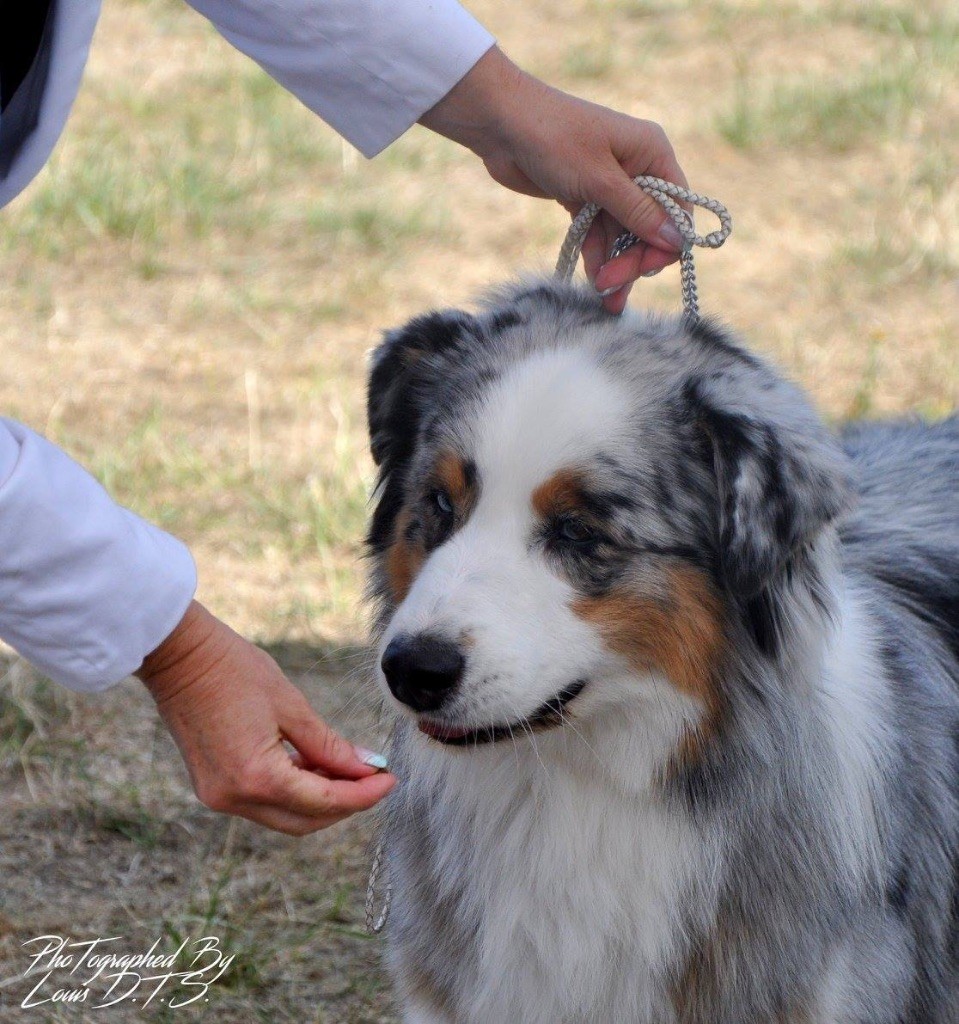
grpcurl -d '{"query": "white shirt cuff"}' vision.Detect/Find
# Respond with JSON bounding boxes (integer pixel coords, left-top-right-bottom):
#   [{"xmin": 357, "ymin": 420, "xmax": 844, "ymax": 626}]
[
  {"xmin": 184, "ymin": 0, "xmax": 496, "ymax": 157},
  {"xmin": 0, "ymin": 419, "xmax": 197, "ymax": 692}
]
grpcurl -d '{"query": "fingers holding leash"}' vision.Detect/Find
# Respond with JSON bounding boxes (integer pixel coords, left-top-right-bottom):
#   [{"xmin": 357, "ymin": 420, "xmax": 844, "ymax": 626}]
[{"xmin": 418, "ymin": 47, "xmax": 692, "ymax": 313}]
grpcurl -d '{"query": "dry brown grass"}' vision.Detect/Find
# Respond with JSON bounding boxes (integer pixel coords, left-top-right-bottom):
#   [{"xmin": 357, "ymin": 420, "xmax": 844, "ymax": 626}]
[{"xmin": 0, "ymin": 0, "xmax": 957, "ymax": 1019}]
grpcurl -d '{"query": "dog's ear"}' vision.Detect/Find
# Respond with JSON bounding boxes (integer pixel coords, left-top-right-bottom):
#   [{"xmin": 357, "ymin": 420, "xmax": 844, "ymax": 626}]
[
  {"xmin": 686, "ymin": 370, "xmax": 852, "ymax": 599},
  {"xmin": 367, "ymin": 309, "xmax": 477, "ymax": 551}
]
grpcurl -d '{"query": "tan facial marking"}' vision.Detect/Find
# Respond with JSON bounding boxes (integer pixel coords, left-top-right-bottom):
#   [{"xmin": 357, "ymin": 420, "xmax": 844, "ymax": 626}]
[
  {"xmin": 385, "ymin": 508, "xmax": 425, "ymax": 604},
  {"xmin": 531, "ymin": 468, "xmax": 587, "ymax": 519},
  {"xmin": 434, "ymin": 451, "xmax": 475, "ymax": 512},
  {"xmin": 572, "ymin": 567, "xmax": 726, "ymax": 764},
  {"xmin": 572, "ymin": 567, "xmax": 724, "ymax": 703},
  {"xmin": 385, "ymin": 452, "xmax": 476, "ymax": 604}
]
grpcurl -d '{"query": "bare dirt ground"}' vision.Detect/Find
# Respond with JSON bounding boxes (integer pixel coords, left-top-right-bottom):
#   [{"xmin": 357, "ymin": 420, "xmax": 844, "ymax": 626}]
[
  {"xmin": 0, "ymin": 646, "xmax": 394, "ymax": 1022},
  {"xmin": 0, "ymin": 0, "xmax": 957, "ymax": 1020}
]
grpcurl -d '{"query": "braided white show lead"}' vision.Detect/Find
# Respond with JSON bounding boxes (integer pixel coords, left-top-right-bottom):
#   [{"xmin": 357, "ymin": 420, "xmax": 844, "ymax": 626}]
[
  {"xmin": 366, "ymin": 838, "xmax": 391, "ymax": 934},
  {"xmin": 555, "ymin": 175, "xmax": 732, "ymax": 322}
]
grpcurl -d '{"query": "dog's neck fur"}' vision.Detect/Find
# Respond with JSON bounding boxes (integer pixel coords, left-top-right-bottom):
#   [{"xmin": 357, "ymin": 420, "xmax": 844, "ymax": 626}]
[
  {"xmin": 385, "ymin": 546, "xmax": 890, "ymax": 1024},
  {"xmin": 389, "ymin": 703, "xmax": 708, "ymax": 1023}
]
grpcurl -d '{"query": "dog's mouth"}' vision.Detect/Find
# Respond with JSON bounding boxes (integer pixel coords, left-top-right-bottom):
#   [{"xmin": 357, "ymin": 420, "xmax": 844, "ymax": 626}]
[{"xmin": 417, "ymin": 679, "xmax": 588, "ymax": 747}]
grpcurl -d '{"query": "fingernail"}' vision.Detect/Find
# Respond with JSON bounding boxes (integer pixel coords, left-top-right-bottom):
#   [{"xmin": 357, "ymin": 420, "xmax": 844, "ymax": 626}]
[
  {"xmin": 598, "ymin": 285, "xmax": 624, "ymax": 298},
  {"xmin": 657, "ymin": 221, "xmax": 685, "ymax": 250},
  {"xmin": 355, "ymin": 747, "xmax": 389, "ymax": 771},
  {"xmin": 641, "ymin": 269, "xmax": 663, "ymax": 278}
]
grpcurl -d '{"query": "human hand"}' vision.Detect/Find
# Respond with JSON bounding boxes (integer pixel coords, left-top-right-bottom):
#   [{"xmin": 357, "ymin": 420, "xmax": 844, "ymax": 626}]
[
  {"xmin": 419, "ymin": 46, "xmax": 689, "ymax": 314},
  {"xmin": 137, "ymin": 601, "xmax": 395, "ymax": 835}
]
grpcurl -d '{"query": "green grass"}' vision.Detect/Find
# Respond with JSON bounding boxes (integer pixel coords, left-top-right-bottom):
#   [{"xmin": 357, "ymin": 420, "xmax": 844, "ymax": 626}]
[
  {"xmin": 584, "ymin": 0, "xmax": 686, "ymax": 18},
  {"xmin": 64, "ymin": 408, "xmax": 371, "ymax": 557},
  {"xmin": 837, "ymin": 235, "xmax": 957, "ymax": 290},
  {"xmin": 3, "ymin": 65, "xmax": 443, "ymax": 269},
  {"xmin": 701, "ymin": 0, "xmax": 958, "ymax": 40},
  {"xmin": 238, "ymin": 70, "xmax": 341, "ymax": 169},
  {"xmin": 88, "ymin": 801, "xmax": 168, "ymax": 850},
  {"xmin": 714, "ymin": 0, "xmax": 958, "ymax": 155},
  {"xmin": 562, "ymin": 40, "xmax": 617, "ymax": 80},
  {"xmin": 718, "ymin": 59, "xmax": 924, "ymax": 152},
  {"xmin": 304, "ymin": 196, "xmax": 444, "ymax": 251},
  {"xmin": 49, "ymin": 402, "xmax": 372, "ymax": 634},
  {"xmin": 0, "ymin": 676, "xmax": 70, "ymax": 771},
  {"xmin": 844, "ymin": 332, "xmax": 883, "ymax": 419},
  {"xmin": 827, "ymin": 1, "xmax": 959, "ymax": 46},
  {"xmin": 251, "ymin": 472, "xmax": 369, "ymax": 558},
  {"xmin": 6, "ymin": 130, "xmax": 247, "ymax": 258},
  {"xmin": 911, "ymin": 146, "xmax": 956, "ymax": 201},
  {"xmin": 162, "ymin": 860, "xmax": 268, "ymax": 995}
]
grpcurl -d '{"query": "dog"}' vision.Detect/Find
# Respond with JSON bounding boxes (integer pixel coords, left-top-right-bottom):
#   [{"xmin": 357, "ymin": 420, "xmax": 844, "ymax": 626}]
[{"xmin": 364, "ymin": 278, "xmax": 959, "ymax": 1024}]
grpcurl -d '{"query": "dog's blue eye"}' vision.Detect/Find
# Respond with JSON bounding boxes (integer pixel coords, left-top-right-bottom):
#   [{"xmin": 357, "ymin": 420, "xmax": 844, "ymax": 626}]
[
  {"xmin": 557, "ymin": 518, "xmax": 596, "ymax": 544},
  {"xmin": 432, "ymin": 490, "xmax": 454, "ymax": 516}
]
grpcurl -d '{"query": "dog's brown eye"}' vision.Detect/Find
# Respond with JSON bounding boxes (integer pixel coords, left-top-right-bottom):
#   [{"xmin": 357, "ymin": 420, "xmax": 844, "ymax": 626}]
[{"xmin": 431, "ymin": 489, "xmax": 454, "ymax": 517}]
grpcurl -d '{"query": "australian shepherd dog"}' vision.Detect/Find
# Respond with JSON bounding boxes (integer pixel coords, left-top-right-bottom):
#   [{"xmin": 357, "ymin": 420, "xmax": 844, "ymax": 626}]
[{"xmin": 364, "ymin": 279, "xmax": 959, "ymax": 1024}]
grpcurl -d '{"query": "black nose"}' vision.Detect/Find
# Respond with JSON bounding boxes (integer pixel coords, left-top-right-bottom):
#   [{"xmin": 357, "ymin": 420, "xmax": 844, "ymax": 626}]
[{"xmin": 381, "ymin": 634, "xmax": 465, "ymax": 713}]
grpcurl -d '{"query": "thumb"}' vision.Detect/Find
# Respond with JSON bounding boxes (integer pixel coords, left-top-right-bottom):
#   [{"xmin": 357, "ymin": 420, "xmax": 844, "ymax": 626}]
[
  {"xmin": 592, "ymin": 165, "xmax": 687, "ymax": 254},
  {"xmin": 281, "ymin": 702, "xmax": 383, "ymax": 780}
]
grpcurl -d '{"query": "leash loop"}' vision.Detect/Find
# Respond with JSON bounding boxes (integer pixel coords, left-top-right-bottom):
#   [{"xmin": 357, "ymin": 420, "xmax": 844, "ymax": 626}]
[{"xmin": 554, "ymin": 175, "xmax": 732, "ymax": 322}]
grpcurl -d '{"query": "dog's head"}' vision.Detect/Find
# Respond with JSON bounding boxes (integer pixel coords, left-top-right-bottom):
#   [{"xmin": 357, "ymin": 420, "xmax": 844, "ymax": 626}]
[{"xmin": 366, "ymin": 281, "xmax": 851, "ymax": 753}]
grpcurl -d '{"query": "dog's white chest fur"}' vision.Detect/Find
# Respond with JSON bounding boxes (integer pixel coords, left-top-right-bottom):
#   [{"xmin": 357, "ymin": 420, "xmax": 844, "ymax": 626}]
[{"xmin": 389, "ymin": 709, "xmax": 707, "ymax": 1024}]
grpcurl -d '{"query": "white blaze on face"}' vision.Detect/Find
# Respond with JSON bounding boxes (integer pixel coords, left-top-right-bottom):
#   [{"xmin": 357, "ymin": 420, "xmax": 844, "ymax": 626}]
[{"xmin": 379, "ymin": 345, "xmax": 637, "ymax": 726}]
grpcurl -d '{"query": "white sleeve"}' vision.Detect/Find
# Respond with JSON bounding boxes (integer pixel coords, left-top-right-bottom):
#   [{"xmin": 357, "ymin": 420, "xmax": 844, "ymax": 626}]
[
  {"xmin": 183, "ymin": 0, "xmax": 495, "ymax": 158},
  {"xmin": 0, "ymin": 0, "xmax": 102, "ymax": 210},
  {"xmin": 0, "ymin": 419, "xmax": 197, "ymax": 692}
]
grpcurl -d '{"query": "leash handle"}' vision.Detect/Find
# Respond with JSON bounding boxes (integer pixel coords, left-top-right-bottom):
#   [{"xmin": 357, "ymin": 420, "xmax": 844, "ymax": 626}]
[{"xmin": 554, "ymin": 175, "xmax": 732, "ymax": 322}]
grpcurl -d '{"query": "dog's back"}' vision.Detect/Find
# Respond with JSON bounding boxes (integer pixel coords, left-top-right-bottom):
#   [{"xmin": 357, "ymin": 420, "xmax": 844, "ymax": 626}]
[
  {"xmin": 833, "ymin": 418, "xmax": 959, "ymax": 1022},
  {"xmin": 842, "ymin": 417, "xmax": 959, "ymax": 668}
]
